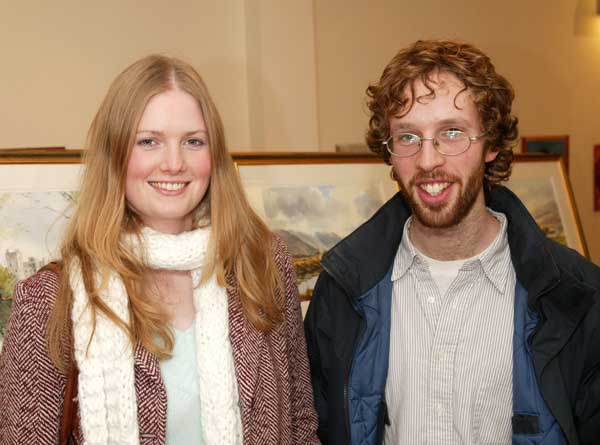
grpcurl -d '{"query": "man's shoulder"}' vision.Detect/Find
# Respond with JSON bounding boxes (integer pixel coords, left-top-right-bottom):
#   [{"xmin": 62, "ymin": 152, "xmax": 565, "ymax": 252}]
[{"xmin": 545, "ymin": 240, "xmax": 600, "ymax": 291}]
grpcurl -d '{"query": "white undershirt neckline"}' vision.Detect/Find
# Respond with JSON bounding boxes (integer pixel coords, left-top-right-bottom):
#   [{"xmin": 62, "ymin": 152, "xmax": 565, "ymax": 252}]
[{"xmin": 413, "ymin": 236, "xmax": 497, "ymax": 298}]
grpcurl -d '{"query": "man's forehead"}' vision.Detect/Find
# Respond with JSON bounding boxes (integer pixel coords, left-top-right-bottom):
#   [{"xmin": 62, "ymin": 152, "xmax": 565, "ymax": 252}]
[{"xmin": 392, "ymin": 71, "xmax": 474, "ymax": 118}]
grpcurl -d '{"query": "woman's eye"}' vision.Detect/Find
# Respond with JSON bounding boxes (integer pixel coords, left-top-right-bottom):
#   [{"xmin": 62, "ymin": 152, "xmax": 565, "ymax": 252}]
[
  {"xmin": 137, "ymin": 138, "xmax": 157, "ymax": 147},
  {"xmin": 186, "ymin": 138, "xmax": 206, "ymax": 148}
]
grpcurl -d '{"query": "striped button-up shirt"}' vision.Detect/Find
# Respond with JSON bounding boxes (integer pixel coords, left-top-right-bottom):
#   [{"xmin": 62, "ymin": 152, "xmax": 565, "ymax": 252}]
[{"xmin": 384, "ymin": 210, "xmax": 515, "ymax": 445}]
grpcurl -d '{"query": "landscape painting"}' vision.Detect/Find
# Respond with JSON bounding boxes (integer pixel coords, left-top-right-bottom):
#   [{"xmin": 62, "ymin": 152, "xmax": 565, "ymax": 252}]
[
  {"xmin": 235, "ymin": 155, "xmax": 397, "ymax": 314},
  {"xmin": 0, "ymin": 159, "xmax": 81, "ymax": 350},
  {"xmin": 506, "ymin": 154, "xmax": 587, "ymax": 257},
  {"xmin": 504, "ymin": 178, "xmax": 566, "ymax": 245}
]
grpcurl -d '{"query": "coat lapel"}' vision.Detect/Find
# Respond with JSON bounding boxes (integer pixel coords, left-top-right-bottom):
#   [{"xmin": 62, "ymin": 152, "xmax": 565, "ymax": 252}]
[
  {"xmin": 134, "ymin": 342, "xmax": 167, "ymax": 443},
  {"xmin": 134, "ymin": 341, "xmax": 162, "ymax": 385},
  {"xmin": 227, "ymin": 279, "xmax": 263, "ymax": 425}
]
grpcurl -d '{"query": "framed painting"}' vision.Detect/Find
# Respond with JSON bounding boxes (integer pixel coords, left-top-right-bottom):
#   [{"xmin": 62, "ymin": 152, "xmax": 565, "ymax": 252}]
[
  {"xmin": 0, "ymin": 149, "xmax": 83, "ymax": 348},
  {"xmin": 232, "ymin": 151, "xmax": 397, "ymax": 315},
  {"xmin": 521, "ymin": 135, "xmax": 569, "ymax": 172},
  {"xmin": 507, "ymin": 153, "xmax": 588, "ymax": 257}
]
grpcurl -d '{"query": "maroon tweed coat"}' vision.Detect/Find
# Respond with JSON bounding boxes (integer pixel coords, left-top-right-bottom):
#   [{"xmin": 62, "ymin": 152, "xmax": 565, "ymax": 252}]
[{"xmin": 0, "ymin": 239, "xmax": 319, "ymax": 444}]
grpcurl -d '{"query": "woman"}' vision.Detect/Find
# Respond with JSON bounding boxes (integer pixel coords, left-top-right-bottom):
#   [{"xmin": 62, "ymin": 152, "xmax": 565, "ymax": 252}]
[{"xmin": 0, "ymin": 55, "xmax": 319, "ymax": 445}]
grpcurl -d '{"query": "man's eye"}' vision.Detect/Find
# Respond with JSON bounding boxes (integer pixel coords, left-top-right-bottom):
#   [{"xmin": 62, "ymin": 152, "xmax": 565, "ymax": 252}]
[
  {"xmin": 440, "ymin": 128, "xmax": 465, "ymax": 140},
  {"xmin": 395, "ymin": 133, "xmax": 420, "ymax": 145}
]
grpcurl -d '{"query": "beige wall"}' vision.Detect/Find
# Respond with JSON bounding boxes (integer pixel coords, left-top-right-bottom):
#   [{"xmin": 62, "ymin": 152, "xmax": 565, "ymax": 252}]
[
  {"xmin": 0, "ymin": 0, "xmax": 319, "ymax": 150},
  {"xmin": 314, "ymin": 0, "xmax": 600, "ymax": 263},
  {"xmin": 244, "ymin": 0, "xmax": 319, "ymax": 150},
  {"xmin": 0, "ymin": 0, "xmax": 318, "ymax": 150},
  {"xmin": 2, "ymin": 0, "xmax": 600, "ymax": 262},
  {"xmin": 0, "ymin": 0, "xmax": 251, "ymax": 148}
]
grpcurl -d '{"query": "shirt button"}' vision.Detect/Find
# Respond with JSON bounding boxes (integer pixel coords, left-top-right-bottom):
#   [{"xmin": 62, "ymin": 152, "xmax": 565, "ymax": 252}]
[
  {"xmin": 435, "ymin": 403, "xmax": 445, "ymax": 416},
  {"xmin": 427, "ymin": 296, "xmax": 435, "ymax": 304}
]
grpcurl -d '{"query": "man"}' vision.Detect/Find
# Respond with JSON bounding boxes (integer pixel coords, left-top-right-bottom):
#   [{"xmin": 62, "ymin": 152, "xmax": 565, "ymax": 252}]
[{"xmin": 304, "ymin": 39, "xmax": 600, "ymax": 445}]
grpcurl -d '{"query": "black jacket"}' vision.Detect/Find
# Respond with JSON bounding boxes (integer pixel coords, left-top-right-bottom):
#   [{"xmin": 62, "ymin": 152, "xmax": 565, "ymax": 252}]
[{"xmin": 305, "ymin": 185, "xmax": 600, "ymax": 444}]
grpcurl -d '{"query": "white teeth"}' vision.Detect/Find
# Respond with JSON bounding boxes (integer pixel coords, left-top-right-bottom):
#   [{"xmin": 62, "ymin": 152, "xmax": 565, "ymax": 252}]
[
  {"xmin": 420, "ymin": 182, "xmax": 449, "ymax": 196},
  {"xmin": 151, "ymin": 182, "xmax": 186, "ymax": 191}
]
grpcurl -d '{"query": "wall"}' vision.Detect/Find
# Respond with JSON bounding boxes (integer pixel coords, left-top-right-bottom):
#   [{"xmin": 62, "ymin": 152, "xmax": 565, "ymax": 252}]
[
  {"xmin": 244, "ymin": 0, "xmax": 319, "ymax": 149},
  {"xmin": 0, "ymin": 0, "xmax": 319, "ymax": 151},
  {"xmin": 313, "ymin": 0, "xmax": 600, "ymax": 263},
  {"xmin": 0, "ymin": 0, "xmax": 251, "ymax": 149}
]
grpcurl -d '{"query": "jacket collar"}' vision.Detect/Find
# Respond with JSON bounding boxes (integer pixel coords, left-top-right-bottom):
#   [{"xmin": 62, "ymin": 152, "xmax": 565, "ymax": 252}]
[
  {"xmin": 323, "ymin": 184, "xmax": 592, "ymax": 312},
  {"xmin": 485, "ymin": 185, "xmax": 561, "ymax": 304},
  {"xmin": 321, "ymin": 192, "xmax": 411, "ymax": 299}
]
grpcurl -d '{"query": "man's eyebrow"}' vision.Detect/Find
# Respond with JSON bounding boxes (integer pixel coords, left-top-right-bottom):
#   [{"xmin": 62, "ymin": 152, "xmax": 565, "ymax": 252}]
[
  {"xmin": 390, "ymin": 118, "xmax": 472, "ymax": 132},
  {"xmin": 389, "ymin": 122, "xmax": 414, "ymax": 132}
]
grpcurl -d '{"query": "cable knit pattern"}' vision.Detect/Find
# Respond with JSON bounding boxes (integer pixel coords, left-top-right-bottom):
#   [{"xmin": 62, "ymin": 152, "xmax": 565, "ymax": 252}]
[
  {"xmin": 192, "ymin": 270, "xmax": 243, "ymax": 444},
  {"xmin": 134, "ymin": 227, "xmax": 211, "ymax": 271},
  {"xmin": 70, "ymin": 262, "xmax": 139, "ymax": 445},
  {"xmin": 70, "ymin": 226, "xmax": 242, "ymax": 445}
]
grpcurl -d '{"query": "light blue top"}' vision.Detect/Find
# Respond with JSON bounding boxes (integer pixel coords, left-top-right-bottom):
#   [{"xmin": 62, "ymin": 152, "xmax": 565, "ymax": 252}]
[{"xmin": 159, "ymin": 325, "xmax": 202, "ymax": 445}]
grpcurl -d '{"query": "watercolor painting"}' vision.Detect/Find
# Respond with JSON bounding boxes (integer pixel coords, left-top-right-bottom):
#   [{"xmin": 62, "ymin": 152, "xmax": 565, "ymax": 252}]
[
  {"xmin": 505, "ymin": 178, "xmax": 566, "ymax": 245},
  {"xmin": 237, "ymin": 160, "xmax": 396, "ymax": 311},
  {"xmin": 0, "ymin": 157, "xmax": 81, "ymax": 350},
  {"xmin": 506, "ymin": 155, "xmax": 586, "ymax": 256},
  {"xmin": 0, "ymin": 191, "xmax": 76, "ymax": 348},
  {"xmin": 262, "ymin": 183, "xmax": 389, "ymax": 299}
]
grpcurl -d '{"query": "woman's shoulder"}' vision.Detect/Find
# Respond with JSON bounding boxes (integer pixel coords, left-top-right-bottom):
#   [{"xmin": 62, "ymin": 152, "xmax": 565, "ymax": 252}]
[
  {"xmin": 12, "ymin": 263, "xmax": 61, "ymax": 315},
  {"xmin": 270, "ymin": 233, "xmax": 292, "ymax": 265}
]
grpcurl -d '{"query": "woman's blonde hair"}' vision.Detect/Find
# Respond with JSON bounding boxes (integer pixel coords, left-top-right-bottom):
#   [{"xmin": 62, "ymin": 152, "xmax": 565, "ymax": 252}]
[{"xmin": 48, "ymin": 55, "xmax": 283, "ymax": 371}]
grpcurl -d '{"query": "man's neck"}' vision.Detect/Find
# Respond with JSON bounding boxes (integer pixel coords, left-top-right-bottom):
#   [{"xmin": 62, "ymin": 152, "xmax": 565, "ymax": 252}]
[{"xmin": 409, "ymin": 206, "xmax": 501, "ymax": 261}]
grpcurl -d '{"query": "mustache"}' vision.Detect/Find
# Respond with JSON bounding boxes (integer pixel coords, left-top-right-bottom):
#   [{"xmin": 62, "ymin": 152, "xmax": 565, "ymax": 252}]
[{"xmin": 407, "ymin": 170, "xmax": 461, "ymax": 187}]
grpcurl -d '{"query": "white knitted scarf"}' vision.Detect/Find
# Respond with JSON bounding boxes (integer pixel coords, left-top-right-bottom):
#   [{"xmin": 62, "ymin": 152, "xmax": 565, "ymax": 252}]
[{"xmin": 70, "ymin": 227, "xmax": 243, "ymax": 445}]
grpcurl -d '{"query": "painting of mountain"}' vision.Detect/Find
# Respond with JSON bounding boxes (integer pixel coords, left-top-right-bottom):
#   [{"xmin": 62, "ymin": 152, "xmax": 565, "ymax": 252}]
[
  {"xmin": 238, "ymin": 161, "xmax": 397, "ymax": 310},
  {"xmin": 505, "ymin": 177, "xmax": 567, "ymax": 246},
  {"xmin": 0, "ymin": 190, "xmax": 76, "ymax": 349}
]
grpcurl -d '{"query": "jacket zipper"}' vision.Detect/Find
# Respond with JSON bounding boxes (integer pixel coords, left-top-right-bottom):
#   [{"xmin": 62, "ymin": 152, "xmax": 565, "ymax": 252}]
[{"xmin": 266, "ymin": 332, "xmax": 284, "ymax": 444}]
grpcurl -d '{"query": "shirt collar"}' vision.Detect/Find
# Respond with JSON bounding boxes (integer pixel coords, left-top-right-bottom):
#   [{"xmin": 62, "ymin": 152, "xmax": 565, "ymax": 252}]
[
  {"xmin": 391, "ymin": 210, "xmax": 512, "ymax": 294},
  {"xmin": 391, "ymin": 216, "xmax": 419, "ymax": 282},
  {"xmin": 477, "ymin": 209, "xmax": 511, "ymax": 294}
]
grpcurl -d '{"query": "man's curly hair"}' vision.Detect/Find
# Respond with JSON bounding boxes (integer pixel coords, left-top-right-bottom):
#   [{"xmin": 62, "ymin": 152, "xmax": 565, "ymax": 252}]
[{"xmin": 366, "ymin": 39, "xmax": 518, "ymax": 186}]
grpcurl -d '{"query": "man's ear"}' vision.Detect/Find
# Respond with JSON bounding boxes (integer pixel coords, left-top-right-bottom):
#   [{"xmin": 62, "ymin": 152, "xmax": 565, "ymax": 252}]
[{"xmin": 484, "ymin": 147, "xmax": 499, "ymax": 163}]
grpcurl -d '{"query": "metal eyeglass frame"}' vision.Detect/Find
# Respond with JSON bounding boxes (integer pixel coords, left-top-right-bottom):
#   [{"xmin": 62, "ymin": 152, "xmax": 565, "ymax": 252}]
[{"xmin": 383, "ymin": 131, "xmax": 487, "ymax": 158}]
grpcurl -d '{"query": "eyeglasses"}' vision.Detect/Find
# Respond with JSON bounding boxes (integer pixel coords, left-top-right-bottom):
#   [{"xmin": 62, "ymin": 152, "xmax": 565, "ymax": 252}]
[{"xmin": 383, "ymin": 129, "xmax": 487, "ymax": 158}]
